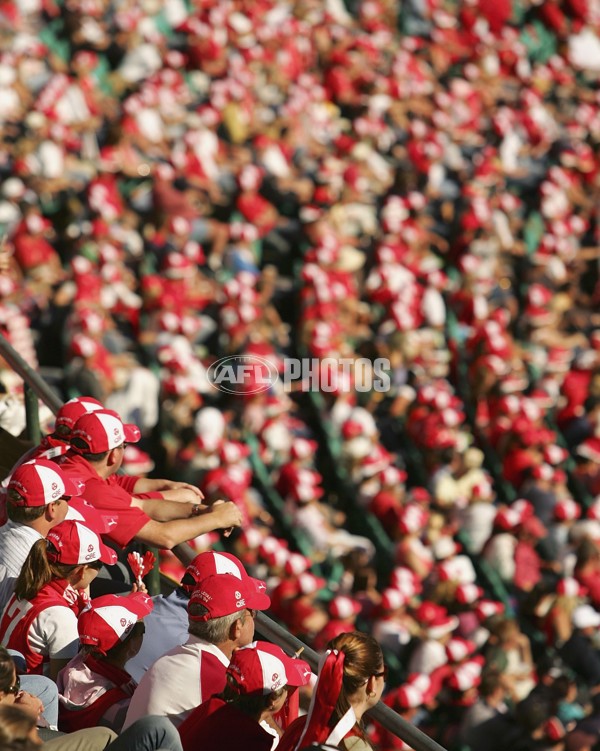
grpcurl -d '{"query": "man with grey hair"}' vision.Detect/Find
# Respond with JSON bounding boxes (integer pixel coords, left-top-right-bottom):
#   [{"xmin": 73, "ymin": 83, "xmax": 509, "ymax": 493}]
[{"xmin": 122, "ymin": 571, "xmax": 271, "ymax": 729}]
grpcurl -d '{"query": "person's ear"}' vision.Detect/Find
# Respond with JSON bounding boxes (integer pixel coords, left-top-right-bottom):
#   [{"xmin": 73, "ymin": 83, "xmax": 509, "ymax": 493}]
[
  {"xmin": 230, "ymin": 616, "xmax": 244, "ymax": 642},
  {"xmin": 107, "ymin": 448, "xmax": 119, "ymax": 468}
]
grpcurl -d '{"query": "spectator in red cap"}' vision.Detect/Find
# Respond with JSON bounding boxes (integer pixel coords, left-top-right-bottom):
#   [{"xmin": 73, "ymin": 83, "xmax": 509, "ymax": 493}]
[
  {"xmin": 126, "ymin": 550, "xmax": 260, "ymax": 683},
  {"xmin": 58, "ymin": 592, "xmax": 153, "ymax": 732},
  {"xmin": 0, "ymin": 459, "xmax": 86, "ymax": 616},
  {"xmin": 279, "ymin": 631, "xmax": 386, "ymax": 751},
  {"xmin": 0, "ymin": 519, "xmax": 118, "ymax": 679},
  {"xmin": 6, "ymin": 396, "xmax": 105, "ymax": 471},
  {"xmin": 178, "ymin": 640, "xmax": 312, "ymax": 751},
  {"xmin": 123, "ymin": 571, "xmax": 271, "ymax": 729},
  {"xmin": 57, "ymin": 409, "xmax": 242, "ymax": 550}
]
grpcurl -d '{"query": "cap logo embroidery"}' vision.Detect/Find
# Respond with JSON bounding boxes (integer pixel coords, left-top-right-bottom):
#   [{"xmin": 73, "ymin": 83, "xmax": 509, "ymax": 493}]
[
  {"xmin": 87, "ymin": 544, "xmax": 94, "ymax": 552},
  {"xmin": 236, "ymin": 597, "xmax": 246, "ymax": 608},
  {"xmin": 120, "ymin": 618, "xmax": 127, "ymax": 627},
  {"xmin": 235, "ymin": 591, "xmax": 242, "ymax": 599}
]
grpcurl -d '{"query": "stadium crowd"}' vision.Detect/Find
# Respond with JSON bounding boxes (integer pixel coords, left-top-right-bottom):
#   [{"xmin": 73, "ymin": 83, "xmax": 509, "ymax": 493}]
[{"xmin": 0, "ymin": 0, "xmax": 600, "ymax": 748}]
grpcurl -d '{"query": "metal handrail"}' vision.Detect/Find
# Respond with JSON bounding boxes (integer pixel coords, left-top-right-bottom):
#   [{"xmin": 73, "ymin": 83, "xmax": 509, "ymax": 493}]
[{"xmin": 0, "ymin": 332, "xmax": 448, "ymax": 751}]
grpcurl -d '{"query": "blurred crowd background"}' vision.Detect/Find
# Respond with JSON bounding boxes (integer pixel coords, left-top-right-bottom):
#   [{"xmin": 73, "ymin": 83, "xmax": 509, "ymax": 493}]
[{"xmin": 1, "ymin": 0, "xmax": 600, "ymax": 748}]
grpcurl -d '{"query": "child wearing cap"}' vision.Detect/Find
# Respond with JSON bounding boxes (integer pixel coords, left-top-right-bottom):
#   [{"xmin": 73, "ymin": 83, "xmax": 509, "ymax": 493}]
[
  {"xmin": 178, "ymin": 641, "xmax": 312, "ymax": 751},
  {"xmin": 0, "ymin": 520, "xmax": 117, "ymax": 680},
  {"xmin": 0, "ymin": 459, "xmax": 86, "ymax": 616},
  {"xmin": 57, "ymin": 592, "xmax": 153, "ymax": 733}
]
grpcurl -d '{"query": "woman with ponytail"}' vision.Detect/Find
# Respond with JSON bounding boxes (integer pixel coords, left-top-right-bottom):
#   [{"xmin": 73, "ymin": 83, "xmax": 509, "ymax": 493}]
[
  {"xmin": 279, "ymin": 631, "xmax": 386, "ymax": 751},
  {"xmin": 0, "ymin": 520, "xmax": 117, "ymax": 680}
]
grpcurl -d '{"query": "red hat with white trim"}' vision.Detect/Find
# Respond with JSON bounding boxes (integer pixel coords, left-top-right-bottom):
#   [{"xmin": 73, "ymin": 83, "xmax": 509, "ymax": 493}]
[
  {"xmin": 284, "ymin": 553, "xmax": 311, "ymax": 577},
  {"xmin": 78, "ymin": 592, "xmax": 153, "ymax": 654},
  {"xmin": 554, "ymin": 498, "xmax": 581, "ymax": 522},
  {"xmin": 8, "ymin": 459, "xmax": 85, "ymax": 507},
  {"xmin": 121, "ymin": 445, "xmax": 155, "ymax": 475},
  {"xmin": 474, "ymin": 600, "xmax": 505, "ymax": 622},
  {"xmin": 182, "ymin": 550, "xmax": 267, "ymax": 597},
  {"xmin": 445, "ymin": 638, "xmax": 477, "ymax": 663},
  {"xmin": 556, "ymin": 577, "xmax": 586, "ymax": 598},
  {"xmin": 70, "ymin": 409, "xmax": 141, "ymax": 453},
  {"xmin": 55, "ymin": 396, "xmax": 104, "ymax": 432},
  {"xmin": 329, "ymin": 596, "xmax": 361, "ymax": 620},
  {"xmin": 290, "ymin": 438, "xmax": 318, "ymax": 461},
  {"xmin": 391, "ymin": 683, "xmax": 424, "ymax": 709},
  {"xmin": 455, "ymin": 583, "xmax": 484, "ymax": 605},
  {"xmin": 188, "ymin": 573, "xmax": 271, "ymax": 620},
  {"xmin": 381, "ymin": 588, "xmax": 408, "ymax": 611},
  {"xmin": 427, "ymin": 613, "xmax": 459, "ymax": 640},
  {"xmin": 46, "ymin": 520, "xmax": 118, "ymax": 565},
  {"xmin": 227, "ymin": 641, "xmax": 312, "ymax": 695}
]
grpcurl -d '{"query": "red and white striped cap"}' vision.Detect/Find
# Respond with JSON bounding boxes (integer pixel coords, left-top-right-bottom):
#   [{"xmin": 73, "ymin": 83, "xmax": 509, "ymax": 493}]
[
  {"xmin": 55, "ymin": 396, "xmax": 104, "ymax": 431},
  {"xmin": 183, "ymin": 550, "xmax": 267, "ymax": 600},
  {"xmin": 71, "ymin": 409, "xmax": 141, "ymax": 453},
  {"xmin": 445, "ymin": 638, "xmax": 476, "ymax": 663},
  {"xmin": 554, "ymin": 498, "xmax": 581, "ymax": 522},
  {"xmin": 8, "ymin": 459, "xmax": 85, "ymax": 507},
  {"xmin": 381, "ymin": 588, "xmax": 408, "ymax": 611},
  {"xmin": 78, "ymin": 592, "xmax": 153, "ymax": 654},
  {"xmin": 46, "ymin": 520, "xmax": 118, "ymax": 565},
  {"xmin": 329, "ymin": 596, "xmax": 361, "ymax": 620},
  {"xmin": 474, "ymin": 600, "xmax": 505, "ymax": 622},
  {"xmin": 556, "ymin": 577, "xmax": 586, "ymax": 598},
  {"xmin": 227, "ymin": 641, "xmax": 312, "ymax": 694}
]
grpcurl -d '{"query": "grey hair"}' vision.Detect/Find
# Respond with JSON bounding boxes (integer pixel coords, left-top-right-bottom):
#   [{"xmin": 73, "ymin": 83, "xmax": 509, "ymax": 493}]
[{"xmin": 188, "ymin": 607, "xmax": 246, "ymax": 643}]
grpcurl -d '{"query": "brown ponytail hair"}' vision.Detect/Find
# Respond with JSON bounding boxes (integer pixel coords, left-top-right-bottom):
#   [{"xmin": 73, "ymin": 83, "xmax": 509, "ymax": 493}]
[
  {"xmin": 326, "ymin": 631, "xmax": 383, "ymax": 735},
  {"xmin": 14, "ymin": 539, "xmax": 80, "ymax": 601}
]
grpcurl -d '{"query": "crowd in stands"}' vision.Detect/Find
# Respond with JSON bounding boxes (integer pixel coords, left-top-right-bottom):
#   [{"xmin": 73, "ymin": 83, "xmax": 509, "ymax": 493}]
[{"xmin": 0, "ymin": 0, "xmax": 600, "ymax": 748}]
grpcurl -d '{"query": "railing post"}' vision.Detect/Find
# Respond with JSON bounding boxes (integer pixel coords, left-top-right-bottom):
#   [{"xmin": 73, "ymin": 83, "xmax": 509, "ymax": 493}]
[{"xmin": 23, "ymin": 384, "xmax": 41, "ymax": 444}]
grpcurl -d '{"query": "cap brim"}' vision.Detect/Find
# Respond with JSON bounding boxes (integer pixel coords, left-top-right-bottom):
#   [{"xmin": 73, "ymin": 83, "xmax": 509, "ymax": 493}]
[
  {"xmin": 121, "ymin": 592, "xmax": 154, "ymax": 617},
  {"xmin": 123, "ymin": 424, "xmax": 141, "ymax": 443},
  {"xmin": 63, "ymin": 475, "xmax": 86, "ymax": 498},
  {"xmin": 283, "ymin": 657, "xmax": 313, "ymax": 687},
  {"xmin": 98, "ymin": 540, "xmax": 119, "ymax": 565},
  {"xmin": 246, "ymin": 578, "xmax": 271, "ymax": 611}
]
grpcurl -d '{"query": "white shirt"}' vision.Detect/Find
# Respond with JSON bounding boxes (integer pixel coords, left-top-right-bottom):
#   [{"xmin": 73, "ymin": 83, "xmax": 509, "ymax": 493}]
[
  {"xmin": 122, "ymin": 635, "xmax": 230, "ymax": 730},
  {"xmin": 0, "ymin": 522, "xmax": 42, "ymax": 615}
]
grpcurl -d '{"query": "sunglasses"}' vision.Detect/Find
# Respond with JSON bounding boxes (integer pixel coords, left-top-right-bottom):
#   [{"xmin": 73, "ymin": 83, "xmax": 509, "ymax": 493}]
[
  {"xmin": 373, "ymin": 666, "xmax": 388, "ymax": 681},
  {"xmin": 3, "ymin": 674, "xmax": 20, "ymax": 696}
]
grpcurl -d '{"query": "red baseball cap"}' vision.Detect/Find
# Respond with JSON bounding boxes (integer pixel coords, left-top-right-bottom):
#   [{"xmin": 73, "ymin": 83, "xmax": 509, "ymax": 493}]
[
  {"xmin": 227, "ymin": 641, "xmax": 312, "ymax": 695},
  {"xmin": 70, "ymin": 409, "xmax": 141, "ymax": 453},
  {"xmin": 46, "ymin": 520, "xmax": 118, "ymax": 566},
  {"xmin": 182, "ymin": 551, "xmax": 267, "ymax": 596},
  {"xmin": 8, "ymin": 459, "xmax": 85, "ymax": 507},
  {"xmin": 55, "ymin": 396, "xmax": 104, "ymax": 432},
  {"xmin": 188, "ymin": 573, "xmax": 271, "ymax": 621},
  {"xmin": 78, "ymin": 592, "xmax": 154, "ymax": 654}
]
